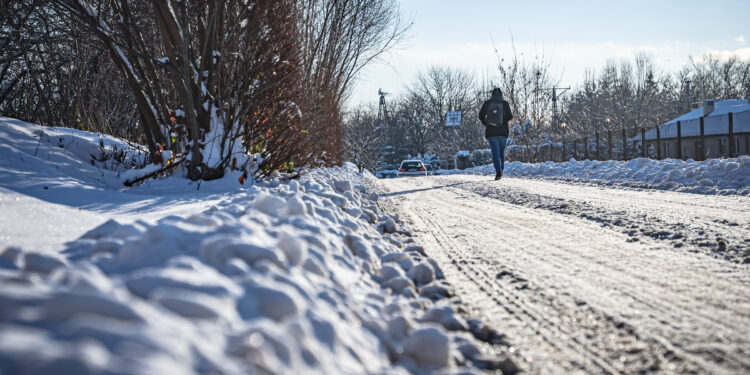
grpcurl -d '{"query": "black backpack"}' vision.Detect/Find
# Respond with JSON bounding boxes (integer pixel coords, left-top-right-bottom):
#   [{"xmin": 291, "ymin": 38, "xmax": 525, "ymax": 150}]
[{"xmin": 485, "ymin": 101, "xmax": 505, "ymax": 127}]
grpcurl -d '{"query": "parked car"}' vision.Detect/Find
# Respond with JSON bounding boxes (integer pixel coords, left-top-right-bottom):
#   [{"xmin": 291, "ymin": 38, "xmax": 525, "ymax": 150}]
[{"xmin": 397, "ymin": 160, "xmax": 427, "ymax": 177}]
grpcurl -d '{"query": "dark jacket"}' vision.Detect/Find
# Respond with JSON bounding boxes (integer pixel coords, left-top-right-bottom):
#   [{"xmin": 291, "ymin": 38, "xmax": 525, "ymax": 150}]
[{"xmin": 478, "ymin": 89, "xmax": 513, "ymax": 138}]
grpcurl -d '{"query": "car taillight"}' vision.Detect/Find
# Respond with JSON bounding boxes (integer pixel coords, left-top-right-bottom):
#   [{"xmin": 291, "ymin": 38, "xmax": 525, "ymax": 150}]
[
  {"xmin": 398, "ymin": 168, "xmax": 406, "ymax": 172},
  {"xmin": 418, "ymin": 167, "xmax": 426, "ymax": 171}
]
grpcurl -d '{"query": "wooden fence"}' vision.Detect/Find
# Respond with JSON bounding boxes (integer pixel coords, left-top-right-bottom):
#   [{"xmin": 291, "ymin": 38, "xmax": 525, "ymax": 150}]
[{"xmin": 513, "ymin": 111, "xmax": 749, "ymax": 163}]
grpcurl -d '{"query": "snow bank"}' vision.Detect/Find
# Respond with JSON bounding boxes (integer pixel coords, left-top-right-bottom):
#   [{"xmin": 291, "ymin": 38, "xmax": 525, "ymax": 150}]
[
  {"xmin": 446, "ymin": 156, "xmax": 750, "ymax": 195},
  {"xmin": 0, "ymin": 117, "xmax": 261, "ymax": 250},
  {"xmin": 0, "ymin": 164, "xmax": 504, "ymax": 374},
  {"xmin": 0, "ymin": 117, "xmax": 147, "ymax": 194}
]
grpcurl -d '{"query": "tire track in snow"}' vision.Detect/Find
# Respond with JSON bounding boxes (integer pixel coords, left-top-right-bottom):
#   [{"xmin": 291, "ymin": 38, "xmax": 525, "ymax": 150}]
[
  {"xmin": 416, "ymin": 210, "xmax": 627, "ymax": 374},
  {"xmin": 416, "ymin": 196, "xmax": 698, "ymax": 374},
  {"xmin": 443, "ymin": 175, "xmax": 750, "ymax": 264},
  {"xmin": 380, "ymin": 176, "xmax": 750, "ymax": 374}
]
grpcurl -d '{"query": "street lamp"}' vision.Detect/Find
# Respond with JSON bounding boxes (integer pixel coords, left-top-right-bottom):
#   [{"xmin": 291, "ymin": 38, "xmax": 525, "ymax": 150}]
[{"xmin": 561, "ymin": 122, "xmax": 567, "ymax": 161}]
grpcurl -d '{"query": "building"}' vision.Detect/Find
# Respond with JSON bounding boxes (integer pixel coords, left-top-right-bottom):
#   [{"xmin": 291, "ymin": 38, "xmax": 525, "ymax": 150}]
[{"xmin": 639, "ymin": 99, "xmax": 750, "ymax": 160}]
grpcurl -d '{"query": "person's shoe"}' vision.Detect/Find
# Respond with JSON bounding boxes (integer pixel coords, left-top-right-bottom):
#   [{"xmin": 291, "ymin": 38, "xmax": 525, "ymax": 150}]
[{"xmin": 494, "ymin": 171, "xmax": 503, "ymax": 180}]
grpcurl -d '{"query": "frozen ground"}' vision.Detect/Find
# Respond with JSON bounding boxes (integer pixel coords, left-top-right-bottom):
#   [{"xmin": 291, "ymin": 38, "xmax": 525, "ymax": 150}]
[
  {"xmin": 379, "ymin": 174, "xmax": 750, "ymax": 374},
  {"xmin": 0, "ymin": 118, "xmax": 513, "ymax": 374}
]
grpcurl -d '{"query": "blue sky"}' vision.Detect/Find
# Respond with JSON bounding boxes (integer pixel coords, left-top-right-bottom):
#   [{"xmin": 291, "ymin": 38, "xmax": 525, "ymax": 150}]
[{"xmin": 348, "ymin": 0, "xmax": 750, "ymax": 106}]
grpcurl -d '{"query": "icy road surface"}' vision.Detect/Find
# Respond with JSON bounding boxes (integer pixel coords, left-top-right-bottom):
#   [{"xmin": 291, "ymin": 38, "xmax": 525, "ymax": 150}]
[{"xmin": 379, "ymin": 175, "xmax": 750, "ymax": 374}]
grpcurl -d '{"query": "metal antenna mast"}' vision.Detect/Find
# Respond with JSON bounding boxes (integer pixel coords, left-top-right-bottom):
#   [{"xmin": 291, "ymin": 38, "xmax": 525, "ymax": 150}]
[
  {"xmin": 378, "ymin": 88, "xmax": 389, "ymax": 124},
  {"xmin": 378, "ymin": 88, "xmax": 393, "ymax": 164}
]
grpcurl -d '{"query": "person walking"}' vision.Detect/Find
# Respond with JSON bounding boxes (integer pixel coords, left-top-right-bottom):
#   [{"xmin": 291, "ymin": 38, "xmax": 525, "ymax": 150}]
[{"xmin": 478, "ymin": 88, "xmax": 513, "ymax": 180}]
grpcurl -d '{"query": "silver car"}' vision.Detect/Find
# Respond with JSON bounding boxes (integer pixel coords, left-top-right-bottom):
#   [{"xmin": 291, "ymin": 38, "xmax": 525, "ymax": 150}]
[{"xmin": 397, "ymin": 160, "xmax": 428, "ymax": 177}]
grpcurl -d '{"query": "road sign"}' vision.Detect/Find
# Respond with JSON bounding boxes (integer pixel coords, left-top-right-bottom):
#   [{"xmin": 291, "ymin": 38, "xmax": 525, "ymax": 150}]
[
  {"xmin": 445, "ymin": 110, "xmax": 462, "ymax": 169},
  {"xmin": 446, "ymin": 111, "xmax": 462, "ymax": 127}
]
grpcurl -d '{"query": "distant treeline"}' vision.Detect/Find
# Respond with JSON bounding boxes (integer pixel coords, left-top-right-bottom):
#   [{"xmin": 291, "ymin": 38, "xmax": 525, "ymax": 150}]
[{"xmin": 345, "ymin": 51, "xmax": 750, "ymax": 170}]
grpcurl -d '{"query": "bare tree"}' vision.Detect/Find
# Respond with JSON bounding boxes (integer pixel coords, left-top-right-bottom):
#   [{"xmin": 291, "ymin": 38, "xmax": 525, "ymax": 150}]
[
  {"xmin": 491, "ymin": 39, "xmax": 558, "ymax": 161},
  {"xmin": 297, "ymin": 0, "xmax": 410, "ymax": 165},
  {"xmin": 562, "ymin": 55, "xmax": 682, "ymax": 146},
  {"xmin": 405, "ymin": 65, "xmax": 478, "ymax": 158},
  {"xmin": 51, "ymin": 0, "xmax": 312, "ymax": 180},
  {"xmin": 1, "ymin": 0, "xmax": 147, "ymax": 141},
  {"xmin": 392, "ymin": 91, "xmax": 432, "ymax": 157},
  {"xmin": 344, "ymin": 104, "xmax": 383, "ymax": 172},
  {"xmin": 683, "ymin": 54, "xmax": 750, "ymax": 101},
  {"xmin": 298, "ymin": 0, "xmax": 410, "ymax": 106}
]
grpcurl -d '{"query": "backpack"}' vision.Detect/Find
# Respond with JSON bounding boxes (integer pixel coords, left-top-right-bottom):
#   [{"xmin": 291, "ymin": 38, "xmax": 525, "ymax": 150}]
[{"xmin": 485, "ymin": 101, "xmax": 505, "ymax": 127}]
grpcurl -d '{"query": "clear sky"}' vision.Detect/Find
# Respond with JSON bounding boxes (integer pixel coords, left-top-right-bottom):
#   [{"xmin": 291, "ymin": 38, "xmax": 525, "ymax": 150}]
[{"xmin": 348, "ymin": 0, "xmax": 750, "ymax": 107}]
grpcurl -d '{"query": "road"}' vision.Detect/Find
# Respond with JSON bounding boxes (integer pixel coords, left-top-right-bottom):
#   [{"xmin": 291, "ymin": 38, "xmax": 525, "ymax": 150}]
[{"xmin": 378, "ymin": 175, "xmax": 750, "ymax": 374}]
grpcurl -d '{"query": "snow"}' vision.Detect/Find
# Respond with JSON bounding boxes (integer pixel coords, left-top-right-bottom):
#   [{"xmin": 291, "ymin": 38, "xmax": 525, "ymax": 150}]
[
  {"xmin": 0, "ymin": 187, "xmax": 111, "ymax": 252},
  {"xmin": 0, "ymin": 117, "xmax": 503, "ymax": 374},
  {"xmin": 672, "ymin": 99, "xmax": 749, "ymax": 123},
  {"xmin": 441, "ymin": 156, "xmax": 750, "ymax": 195},
  {"xmin": 380, "ymin": 174, "xmax": 750, "ymax": 373},
  {"xmin": 0, "ymin": 117, "xmax": 245, "ymax": 250},
  {"xmin": 119, "ymin": 163, "xmax": 163, "ymax": 183},
  {"xmin": 402, "ymin": 327, "xmax": 451, "ymax": 368}
]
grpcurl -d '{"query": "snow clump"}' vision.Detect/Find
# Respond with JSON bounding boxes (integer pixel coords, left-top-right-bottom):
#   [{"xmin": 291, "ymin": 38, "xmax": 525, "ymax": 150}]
[{"xmin": 0, "ymin": 164, "xmax": 508, "ymax": 374}]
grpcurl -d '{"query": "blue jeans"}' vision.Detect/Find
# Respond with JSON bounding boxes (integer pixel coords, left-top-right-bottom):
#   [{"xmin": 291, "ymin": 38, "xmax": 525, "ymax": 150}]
[{"xmin": 487, "ymin": 136, "xmax": 507, "ymax": 173}]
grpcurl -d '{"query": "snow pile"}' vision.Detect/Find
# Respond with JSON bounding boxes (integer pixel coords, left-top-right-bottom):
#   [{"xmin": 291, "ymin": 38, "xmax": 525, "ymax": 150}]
[
  {"xmin": 0, "ymin": 164, "xmax": 504, "ymax": 374},
  {"xmin": 0, "ymin": 116, "xmax": 263, "ymax": 253},
  {"xmin": 376, "ymin": 169, "xmax": 398, "ymax": 179},
  {"xmin": 0, "ymin": 117, "xmax": 148, "ymax": 194},
  {"xmin": 0, "ymin": 116, "xmax": 252, "ymax": 192},
  {"xmin": 449, "ymin": 156, "xmax": 750, "ymax": 195}
]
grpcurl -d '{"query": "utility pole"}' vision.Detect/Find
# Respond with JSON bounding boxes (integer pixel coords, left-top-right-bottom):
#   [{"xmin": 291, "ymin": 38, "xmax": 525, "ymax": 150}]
[
  {"xmin": 546, "ymin": 87, "xmax": 570, "ymax": 129},
  {"xmin": 543, "ymin": 86, "xmax": 570, "ymax": 159}
]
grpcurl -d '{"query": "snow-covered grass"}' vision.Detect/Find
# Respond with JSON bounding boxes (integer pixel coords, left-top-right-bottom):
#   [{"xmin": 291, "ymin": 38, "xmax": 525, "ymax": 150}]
[
  {"xmin": 441, "ymin": 157, "xmax": 750, "ymax": 196},
  {"xmin": 0, "ymin": 117, "xmax": 147, "ymax": 192},
  {"xmin": 0, "ymin": 117, "xmax": 252, "ymax": 250},
  {"xmin": 0, "ymin": 117, "xmax": 506, "ymax": 374}
]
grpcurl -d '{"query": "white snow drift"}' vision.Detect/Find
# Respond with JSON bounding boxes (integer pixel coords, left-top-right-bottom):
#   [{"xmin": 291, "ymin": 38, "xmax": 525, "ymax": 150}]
[
  {"xmin": 0, "ymin": 118, "xmax": 498, "ymax": 374},
  {"xmin": 449, "ymin": 156, "xmax": 750, "ymax": 195}
]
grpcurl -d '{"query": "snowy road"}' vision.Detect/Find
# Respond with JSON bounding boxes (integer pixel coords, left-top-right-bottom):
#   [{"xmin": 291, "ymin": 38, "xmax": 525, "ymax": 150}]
[{"xmin": 379, "ymin": 175, "xmax": 750, "ymax": 374}]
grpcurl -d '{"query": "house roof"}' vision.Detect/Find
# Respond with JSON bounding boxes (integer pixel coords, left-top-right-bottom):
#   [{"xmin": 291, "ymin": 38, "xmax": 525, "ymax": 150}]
[
  {"xmin": 665, "ymin": 99, "xmax": 750, "ymax": 125},
  {"xmin": 635, "ymin": 99, "xmax": 750, "ymax": 141}
]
